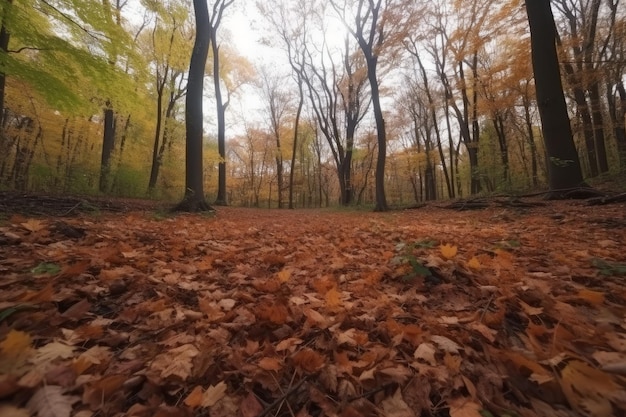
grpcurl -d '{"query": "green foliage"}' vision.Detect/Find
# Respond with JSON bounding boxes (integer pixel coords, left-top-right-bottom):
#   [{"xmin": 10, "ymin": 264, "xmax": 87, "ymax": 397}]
[
  {"xmin": 393, "ymin": 241, "xmax": 434, "ymax": 282},
  {"xmin": 31, "ymin": 262, "xmax": 61, "ymax": 276}
]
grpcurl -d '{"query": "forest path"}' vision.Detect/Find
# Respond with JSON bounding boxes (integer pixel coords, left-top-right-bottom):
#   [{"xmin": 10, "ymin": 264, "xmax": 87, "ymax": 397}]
[{"xmin": 1, "ymin": 202, "xmax": 625, "ymax": 416}]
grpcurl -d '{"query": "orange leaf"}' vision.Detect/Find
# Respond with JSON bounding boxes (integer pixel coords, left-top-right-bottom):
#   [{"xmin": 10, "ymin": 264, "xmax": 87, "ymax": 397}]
[
  {"xmin": 439, "ymin": 244, "xmax": 458, "ymax": 259},
  {"xmin": 467, "ymin": 257, "xmax": 481, "ymax": 270},
  {"xmin": 183, "ymin": 386, "xmax": 204, "ymax": 409},
  {"xmin": 324, "ymin": 288, "xmax": 342, "ymax": 308},
  {"xmin": 0, "ymin": 330, "xmax": 32, "ymax": 373},
  {"xmin": 292, "ymin": 348, "xmax": 325, "ymax": 373},
  {"xmin": 258, "ymin": 357, "xmax": 283, "ymax": 371}
]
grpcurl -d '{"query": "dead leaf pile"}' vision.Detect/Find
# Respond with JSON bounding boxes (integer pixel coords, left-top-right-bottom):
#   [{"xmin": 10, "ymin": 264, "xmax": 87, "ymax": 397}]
[{"xmin": 0, "ymin": 201, "xmax": 625, "ymax": 417}]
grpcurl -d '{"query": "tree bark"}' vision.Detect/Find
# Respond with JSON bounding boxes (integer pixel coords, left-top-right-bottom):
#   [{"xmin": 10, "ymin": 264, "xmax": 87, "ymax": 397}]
[
  {"xmin": 99, "ymin": 106, "xmax": 116, "ymax": 193},
  {"xmin": 175, "ymin": 0, "xmax": 213, "ymax": 212},
  {"xmin": 524, "ymin": 0, "xmax": 587, "ymax": 197}
]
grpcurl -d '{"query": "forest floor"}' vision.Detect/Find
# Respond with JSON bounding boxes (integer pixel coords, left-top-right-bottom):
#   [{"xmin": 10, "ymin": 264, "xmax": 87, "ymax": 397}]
[{"xmin": 0, "ymin": 194, "xmax": 625, "ymax": 417}]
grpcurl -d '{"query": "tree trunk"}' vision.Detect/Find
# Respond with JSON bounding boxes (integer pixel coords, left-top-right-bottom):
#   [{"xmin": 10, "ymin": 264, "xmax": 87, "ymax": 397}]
[
  {"xmin": 525, "ymin": 0, "xmax": 587, "ymax": 196},
  {"xmin": 588, "ymin": 82, "xmax": 609, "ymax": 173},
  {"xmin": 213, "ymin": 39, "xmax": 228, "ymax": 206},
  {"xmin": 0, "ymin": 0, "xmax": 12, "ymax": 129},
  {"xmin": 99, "ymin": 106, "xmax": 116, "ymax": 193},
  {"xmin": 289, "ymin": 79, "xmax": 304, "ymax": 209},
  {"xmin": 175, "ymin": 0, "xmax": 213, "ymax": 212}
]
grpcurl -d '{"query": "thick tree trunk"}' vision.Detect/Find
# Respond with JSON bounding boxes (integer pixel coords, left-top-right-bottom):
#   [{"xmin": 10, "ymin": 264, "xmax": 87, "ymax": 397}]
[
  {"xmin": 0, "ymin": 1, "xmax": 11, "ymax": 129},
  {"xmin": 525, "ymin": 0, "xmax": 587, "ymax": 197},
  {"xmin": 175, "ymin": 0, "xmax": 213, "ymax": 212}
]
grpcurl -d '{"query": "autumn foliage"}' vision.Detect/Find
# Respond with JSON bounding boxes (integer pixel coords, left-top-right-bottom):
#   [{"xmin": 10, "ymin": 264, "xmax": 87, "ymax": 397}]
[{"xmin": 1, "ymin": 203, "xmax": 625, "ymax": 416}]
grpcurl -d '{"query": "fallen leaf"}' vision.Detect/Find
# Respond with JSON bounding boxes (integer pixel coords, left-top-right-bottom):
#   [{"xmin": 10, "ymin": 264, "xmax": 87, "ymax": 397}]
[
  {"xmin": 414, "ymin": 343, "xmax": 437, "ymax": 366},
  {"xmin": 380, "ymin": 388, "xmax": 417, "ymax": 417},
  {"xmin": 27, "ymin": 386, "xmax": 79, "ymax": 417},
  {"xmin": 258, "ymin": 357, "xmax": 283, "ymax": 371},
  {"xmin": 439, "ymin": 244, "xmax": 458, "ymax": 259},
  {"xmin": 0, "ymin": 330, "xmax": 33, "ymax": 373},
  {"xmin": 240, "ymin": 391, "xmax": 264, "ymax": 417},
  {"xmin": 202, "ymin": 381, "xmax": 227, "ymax": 407},
  {"xmin": 293, "ymin": 348, "xmax": 325, "ymax": 373},
  {"xmin": 448, "ymin": 397, "xmax": 483, "ymax": 417},
  {"xmin": 431, "ymin": 335, "xmax": 461, "ymax": 354},
  {"xmin": 183, "ymin": 385, "xmax": 204, "ymax": 409}
]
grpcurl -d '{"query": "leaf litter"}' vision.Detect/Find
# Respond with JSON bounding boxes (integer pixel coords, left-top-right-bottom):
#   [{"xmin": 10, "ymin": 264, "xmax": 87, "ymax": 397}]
[{"xmin": 0, "ymin": 201, "xmax": 625, "ymax": 417}]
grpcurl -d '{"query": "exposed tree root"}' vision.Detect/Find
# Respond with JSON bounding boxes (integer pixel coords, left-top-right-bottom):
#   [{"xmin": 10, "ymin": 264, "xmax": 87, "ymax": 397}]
[{"xmin": 173, "ymin": 195, "xmax": 215, "ymax": 212}]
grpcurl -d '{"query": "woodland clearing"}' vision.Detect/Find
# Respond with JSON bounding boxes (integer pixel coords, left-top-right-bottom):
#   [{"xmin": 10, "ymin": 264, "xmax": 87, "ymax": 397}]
[{"xmin": 0, "ymin": 198, "xmax": 625, "ymax": 417}]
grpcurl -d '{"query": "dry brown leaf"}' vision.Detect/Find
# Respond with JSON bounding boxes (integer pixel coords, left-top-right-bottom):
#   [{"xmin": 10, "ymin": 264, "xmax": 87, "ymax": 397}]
[
  {"xmin": 240, "ymin": 391, "xmax": 264, "ymax": 417},
  {"xmin": 258, "ymin": 357, "xmax": 283, "ymax": 371},
  {"xmin": 202, "ymin": 381, "xmax": 227, "ymax": 407},
  {"xmin": 150, "ymin": 343, "xmax": 199, "ymax": 381},
  {"xmin": 183, "ymin": 385, "xmax": 204, "ymax": 409},
  {"xmin": 0, "ymin": 330, "xmax": 33, "ymax": 374},
  {"xmin": 414, "ymin": 343, "xmax": 437, "ymax": 365},
  {"xmin": 27, "ymin": 385, "xmax": 79, "ymax": 417},
  {"xmin": 0, "ymin": 405, "xmax": 30, "ymax": 417},
  {"xmin": 379, "ymin": 388, "xmax": 417, "ymax": 417},
  {"xmin": 293, "ymin": 348, "xmax": 326, "ymax": 373},
  {"xmin": 448, "ymin": 397, "xmax": 483, "ymax": 417},
  {"xmin": 431, "ymin": 335, "xmax": 461, "ymax": 354}
]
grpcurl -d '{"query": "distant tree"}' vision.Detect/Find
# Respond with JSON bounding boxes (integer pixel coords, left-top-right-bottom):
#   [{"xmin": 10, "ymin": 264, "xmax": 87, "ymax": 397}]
[
  {"xmin": 175, "ymin": 0, "xmax": 213, "ymax": 211},
  {"xmin": 330, "ymin": 0, "xmax": 390, "ymax": 211},
  {"xmin": 524, "ymin": 0, "xmax": 587, "ymax": 197},
  {"xmin": 210, "ymin": 0, "xmax": 234, "ymax": 206}
]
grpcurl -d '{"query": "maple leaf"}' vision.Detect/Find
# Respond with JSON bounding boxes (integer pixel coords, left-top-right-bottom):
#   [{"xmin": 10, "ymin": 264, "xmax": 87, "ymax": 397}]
[
  {"xmin": 439, "ymin": 244, "xmax": 458, "ymax": 259},
  {"xmin": 467, "ymin": 257, "xmax": 481, "ymax": 270},
  {"xmin": 27, "ymin": 386, "xmax": 79, "ymax": 417},
  {"xmin": 150, "ymin": 344, "xmax": 199, "ymax": 381},
  {"xmin": 0, "ymin": 330, "xmax": 33, "ymax": 374},
  {"xmin": 202, "ymin": 381, "xmax": 228, "ymax": 407},
  {"xmin": 32, "ymin": 342, "xmax": 75, "ymax": 366},
  {"xmin": 21, "ymin": 219, "xmax": 47, "ymax": 233}
]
